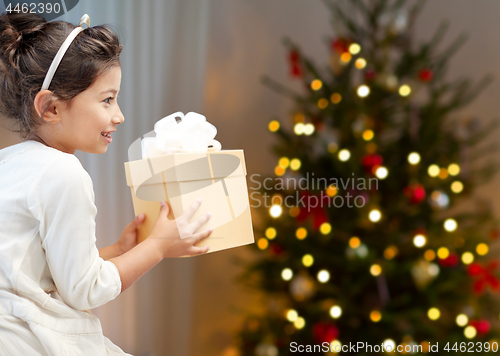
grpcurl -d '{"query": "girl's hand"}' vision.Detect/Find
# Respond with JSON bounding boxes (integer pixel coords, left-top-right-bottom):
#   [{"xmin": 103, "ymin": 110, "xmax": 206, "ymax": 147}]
[
  {"xmin": 116, "ymin": 214, "xmax": 146, "ymax": 255},
  {"xmin": 148, "ymin": 199, "xmax": 212, "ymax": 258}
]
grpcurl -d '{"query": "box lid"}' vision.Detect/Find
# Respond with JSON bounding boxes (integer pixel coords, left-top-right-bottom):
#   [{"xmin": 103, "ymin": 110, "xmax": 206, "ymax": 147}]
[{"xmin": 124, "ymin": 149, "xmax": 247, "ymax": 188}]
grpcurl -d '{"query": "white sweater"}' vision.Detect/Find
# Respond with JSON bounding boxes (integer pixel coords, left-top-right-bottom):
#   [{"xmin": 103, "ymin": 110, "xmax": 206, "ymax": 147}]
[{"xmin": 0, "ymin": 140, "xmax": 131, "ymax": 355}]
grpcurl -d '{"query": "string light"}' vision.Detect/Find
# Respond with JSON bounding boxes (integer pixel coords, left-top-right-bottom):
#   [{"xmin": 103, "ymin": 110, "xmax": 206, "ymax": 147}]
[
  {"xmin": 349, "ymin": 43, "xmax": 361, "ymax": 54},
  {"xmin": 448, "ymin": 163, "xmax": 460, "ymax": 176},
  {"xmin": 295, "ymin": 227, "xmax": 307, "ymax": 240},
  {"xmin": 338, "ymin": 149, "xmax": 351, "ymax": 161},
  {"xmin": 349, "ymin": 237, "xmax": 361, "ymax": 249},
  {"xmin": 270, "ymin": 205, "xmax": 282, "ymax": 218},
  {"xmin": 356, "ymin": 244, "xmax": 368, "ymax": 258},
  {"xmin": 331, "ymin": 93, "xmax": 342, "ymax": 104},
  {"xmin": 340, "ymin": 52, "xmax": 351, "ymax": 63},
  {"xmin": 384, "ymin": 245, "xmax": 398, "ymax": 259},
  {"xmin": 428, "ymin": 164, "xmax": 440, "ymax": 177},
  {"xmin": 294, "ymin": 317, "xmax": 305, "ymax": 329},
  {"xmin": 320, "ymin": 222, "xmax": 332, "ymax": 235},
  {"xmin": 428, "ymin": 308, "xmax": 440, "ymax": 320},
  {"xmin": 330, "ymin": 306, "xmax": 342, "ymax": 318},
  {"xmin": 311, "ymin": 79, "xmax": 322, "ymax": 91},
  {"xmin": 408, "ymin": 152, "xmax": 421, "ymax": 165},
  {"xmin": 286, "ymin": 309, "xmax": 298, "ymax": 322},
  {"xmin": 302, "ymin": 254, "xmax": 314, "ymax": 267},
  {"xmin": 281, "ymin": 268, "xmax": 293, "ymax": 281},
  {"xmin": 456, "ymin": 314, "xmax": 468, "ymax": 327},
  {"xmin": 274, "ymin": 166, "xmax": 285, "ymax": 176},
  {"xmin": 438, "ymin": 168, "xmax": 448, "ymax": 179},
  {"xmin": 461, "ymin": 252, "xmax": 474, "ymax": 264},
  {"xmin": 355, "ymin": 58, "xmax": 366, "ymax": 69},
  {"xmin": 304, "ymin": 123, "xmax": 315, "ymax": 135},
  {"xmin": 268, "ymin": 120, "xmax": 280, "ymax": 132},
  {"xmin": 317, "ymin": 270, "xmax": 330, "ymax": 283},
  {"xmin": 265, "ymin": 227, "xmax": 277, "ymax": 240},
  {"xmin": 362, "ymin": 129, "xmax": 374, "ymax": 141},
  {"xmin": 476, "ymin": 243, "xmax": 489, "ymax": 256},
  {"xmin": 423, "ymin": 249, "xmax": 435, "ymax": 261},
  {"xmin": 370, "ymin": 310, "xmax": 382, "ymax": 322},
  {"xmin": 383, "ymin": 340, "xmax": 395, "ymax": 352},
  {"xmin": 428, "ymin": 264, "xmax": 439, "ymax": 276},
  {"xmin": 326, "ymin": 185, "xmax": 338, "ymax": 197},
  {"xmin": 464, "ymin": 326, "xmax": 477, "ymax": 339},
  {"xmin": 451, "ymin": 181, "xmax": 463, "ymax": 193},
  {"xmin": 290, "ymin": 158, "xmax": 301, "ymax": 170},
  {"xmin": 369, "ymin": 209, "xmax": 382, "ymax": 222},
  {"xmin": 444, "ymin": 219, "xmax": 457, "ymax": 232},
  {"xmin": 375, "ymin": 166, "xmax": 388, "ymax": 179},
  {"xmin": 357, "ymin": 85, "xmax": 370, "ymax": 98},
  {"xmin": 413, "ymin": 234, "xmax": 427, "ymax": 248},
  {"xmin": 331, "ymin": 340, "xmax": 342, "ymax": 350},
  {"xmin": 257, "ymin": 238, "xmax": 268, "ymax": 250},
  {"xmin": 278, "ymin": 157, "xmax": 290, "ymax": 169},
  {"xmin": 317, "ymin": 99, "xmax": 328, "ymax": 110},
  {"xmin": 370, "ymin": 264, "xmax": 382, "ymax": 276},
  {"xmin": 399, "ymin": 84, "xmax": 411, "ymax": 96},
  {"xmin": 437, "ymin": 247, "xmax": 450, "ymax": 259},
  {"xmin": 294, "ymin": 123, "xmax": 305, "ymax": 135}
]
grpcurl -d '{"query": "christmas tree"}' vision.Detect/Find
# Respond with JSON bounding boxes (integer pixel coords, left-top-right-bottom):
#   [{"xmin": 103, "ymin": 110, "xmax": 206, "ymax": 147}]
[{"xmin": 231, "ymin": 0, "xmax": 500, "ymax": 355}]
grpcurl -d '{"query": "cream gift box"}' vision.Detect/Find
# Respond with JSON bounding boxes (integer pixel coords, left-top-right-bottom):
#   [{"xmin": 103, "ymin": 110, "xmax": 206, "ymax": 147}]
[{"xmin": 124, "ymin": 113, "xmax": 254, "ymax": 254}]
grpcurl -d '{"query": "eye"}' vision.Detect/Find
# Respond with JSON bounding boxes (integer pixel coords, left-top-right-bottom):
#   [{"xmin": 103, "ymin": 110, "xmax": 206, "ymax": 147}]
[{"xmin": 104, "ymin": 96, "xmax": 115, "ymax": 104}]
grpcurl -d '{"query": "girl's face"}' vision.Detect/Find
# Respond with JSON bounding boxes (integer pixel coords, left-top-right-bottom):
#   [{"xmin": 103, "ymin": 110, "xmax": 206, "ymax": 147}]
[{"xmin": 33, "ymin": 65, "xmax": 124, "ymax": 154}]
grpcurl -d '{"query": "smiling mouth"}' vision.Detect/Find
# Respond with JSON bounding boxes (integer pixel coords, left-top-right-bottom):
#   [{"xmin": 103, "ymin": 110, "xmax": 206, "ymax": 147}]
[{"xmin": 101, "ymin": 132, "xmax": 112, "ymax": 138}]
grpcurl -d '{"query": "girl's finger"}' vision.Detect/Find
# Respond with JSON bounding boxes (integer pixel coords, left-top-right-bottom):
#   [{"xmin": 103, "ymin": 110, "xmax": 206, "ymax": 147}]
[
  {"xmin": 181, "ymin": 198, "xmax": 202, "ymax": 221},
  {"xmin": 160, "ymin": 201, "xmax": 170, "ymax": 216},
  {"xmin": 190, "ymin": 212, "xmax": 211, "ymax": 233},
  {"xmin": 189, "ymin": 245, "xmax": 210, "ymax": 256},
  {"xmin": 187, "ymin": 228, "xmax": 213, "ymax": 244}
]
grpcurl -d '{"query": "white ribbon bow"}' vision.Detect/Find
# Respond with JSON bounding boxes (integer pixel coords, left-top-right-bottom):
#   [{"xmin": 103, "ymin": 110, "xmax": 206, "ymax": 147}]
[{"xmin": 141, "ymin": 112, "xmax": 222, "ymax": 159}]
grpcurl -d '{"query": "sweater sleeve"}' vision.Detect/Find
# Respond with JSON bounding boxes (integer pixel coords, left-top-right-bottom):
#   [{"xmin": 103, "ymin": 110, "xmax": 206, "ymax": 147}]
[{"xmin": 27, "ymin": 154, "xmax": 121, "ymax": 311}]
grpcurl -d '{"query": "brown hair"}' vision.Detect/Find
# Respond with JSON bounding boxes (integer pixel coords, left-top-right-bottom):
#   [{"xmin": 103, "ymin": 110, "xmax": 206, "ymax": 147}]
[{"xmin": 0, "ymin": 12, "xmax": 123, "ymax": 139}]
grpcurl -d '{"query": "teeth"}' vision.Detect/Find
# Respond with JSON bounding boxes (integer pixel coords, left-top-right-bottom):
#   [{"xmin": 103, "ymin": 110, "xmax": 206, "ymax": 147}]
[{"xmin": 101, "ymin": 132, "xmax": 111, "ymax": 138}]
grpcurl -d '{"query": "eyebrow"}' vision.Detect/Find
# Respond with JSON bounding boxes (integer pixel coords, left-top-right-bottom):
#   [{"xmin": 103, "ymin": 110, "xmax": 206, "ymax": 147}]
[{"xmin": 99, "ymin": 89, "xmax": 119, "ymax": 95}]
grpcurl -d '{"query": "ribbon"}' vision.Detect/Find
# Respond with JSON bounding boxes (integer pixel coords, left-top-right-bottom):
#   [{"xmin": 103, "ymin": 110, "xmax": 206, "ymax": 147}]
[{"xmin": 141, "ymin": 112, "xmax": 222, "ymax": 159}]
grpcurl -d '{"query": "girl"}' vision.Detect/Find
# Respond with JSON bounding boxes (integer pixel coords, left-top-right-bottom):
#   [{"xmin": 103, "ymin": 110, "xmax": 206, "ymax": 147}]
[{"xmin": 0, "ymin": 12, "xmax": 212, "ymax": 355}]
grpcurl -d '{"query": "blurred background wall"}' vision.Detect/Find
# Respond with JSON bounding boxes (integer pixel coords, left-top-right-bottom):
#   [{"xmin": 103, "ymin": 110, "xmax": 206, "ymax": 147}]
[{"xmin": 1, "ymin": 1, "xmax": 500, "ymax": 355}]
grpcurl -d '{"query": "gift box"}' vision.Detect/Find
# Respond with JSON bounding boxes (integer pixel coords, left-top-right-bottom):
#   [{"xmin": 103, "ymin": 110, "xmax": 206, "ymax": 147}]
[{"xmin": 124, "ymin": 148, "xmax": 254, "ymax": 254}]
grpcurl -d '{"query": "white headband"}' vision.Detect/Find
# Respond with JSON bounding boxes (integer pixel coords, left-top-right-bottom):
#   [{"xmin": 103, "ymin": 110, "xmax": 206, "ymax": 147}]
[{"xmin": 41, "ymin": 14, "xmax": 90, "ymax": 91}]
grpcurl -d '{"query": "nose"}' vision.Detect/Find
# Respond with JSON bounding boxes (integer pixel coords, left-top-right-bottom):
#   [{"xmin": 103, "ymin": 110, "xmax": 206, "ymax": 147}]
[{"xmin": 113, "ymin": 105, "xmax": 125, "ymax": 125}]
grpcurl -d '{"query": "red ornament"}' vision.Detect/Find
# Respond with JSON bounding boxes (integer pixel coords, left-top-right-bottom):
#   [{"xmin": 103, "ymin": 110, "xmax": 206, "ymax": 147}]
[
  {"xmin": 361, "ymin": 154, "xmax": 383, "ymax": 173},
  {"xmin": 295, "ymin": 191, "xmax": 329, "ymax": 230},
  {"xmin": 438, "ymin": 253, "xmax": 459, "ymax": 267},
  {"xmin": 331, "ymin": 38, "xmax": 351, "ymax": 54},
  {"xmin": 403, "ymin": 183, "xmax": 426, "ymax": 204},
  {"xmin": 288, "ymin": 50, "xmax": 302, "ymax": 78},
  {"xmin": 313, "ymin": 322, "xmax": 339, "ymax": 344},
  {"xmin": 467, "ymin": 261, "xmax": 500, "ymax": 294},
  {"xmin": 469, "ymin": 320, "xmax": 491, "ymax": 335},
  {"xmin": 418, "ymin": 68, "xmax": 433, "ymax": 82}
]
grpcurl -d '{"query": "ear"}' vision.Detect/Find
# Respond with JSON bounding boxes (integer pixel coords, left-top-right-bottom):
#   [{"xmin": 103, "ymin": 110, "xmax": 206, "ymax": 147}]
[{"xmin": 33, "ymin": 90, "xmax": 61, "ymax": 124}]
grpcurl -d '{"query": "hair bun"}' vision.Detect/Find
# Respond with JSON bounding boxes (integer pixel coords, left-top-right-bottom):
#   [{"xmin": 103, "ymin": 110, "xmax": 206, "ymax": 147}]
[{"xmin": 0, "ymin": 13, "xmax": 47, "ymax": 66}]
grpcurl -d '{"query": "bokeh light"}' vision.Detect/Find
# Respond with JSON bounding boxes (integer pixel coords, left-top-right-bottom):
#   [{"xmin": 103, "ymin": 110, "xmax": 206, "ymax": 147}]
[
  {"xmin": 428, "ymin": 308, "xmax": 440, "ymax": 320},
  {"xmin": 311, "ymin": 79, "xmax": 322, "ymax": 91},
  {"xmin": 268, "ymin": 120, "xmax": 280, "ymax": 132}
]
